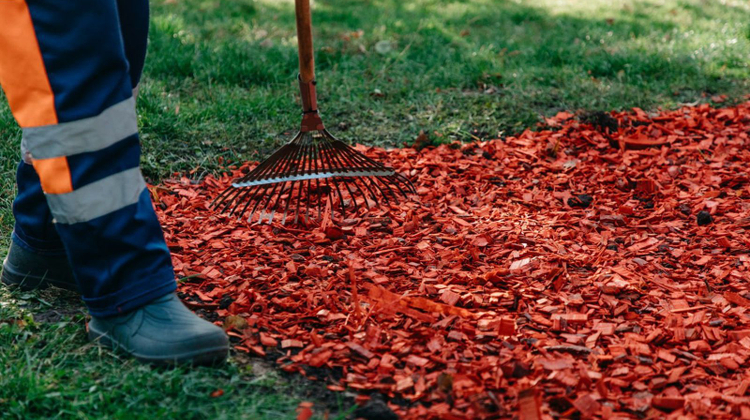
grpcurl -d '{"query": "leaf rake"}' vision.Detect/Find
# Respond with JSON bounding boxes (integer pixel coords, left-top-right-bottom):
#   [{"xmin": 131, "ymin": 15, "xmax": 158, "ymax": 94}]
[{"xmin": 212, "ymin": 0, "xmax": 415, "ymax": 224}]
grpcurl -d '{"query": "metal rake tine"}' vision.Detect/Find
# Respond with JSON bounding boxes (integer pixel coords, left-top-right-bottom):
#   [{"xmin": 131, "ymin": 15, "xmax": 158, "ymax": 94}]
[
  {"xmin": 323, "ymin": 178, "xmax": 336, "ymax": 222},
  {"xmin": 333, "ymin": 142, "xmax": 403, "ymax": 202},
  {"xmin": 215, "ymin": 186, "xmax": 241, "ymax": 213},
  {"xmin": 390, "ymin": 170, "xmax": 417, "ymax": 194},
  {"xmin": 361, "ymin": 169, "xmax": 393, "ymax": 205},
  {"xmin": 221, "ymin": 174, "xmax": 263, "ymax": 214},
  {"xmin": 269, "ymin": 207, "xmax": 278, "ymax": 224},
  {"xmin": 211, "ymin": 180, "xmax": 238, "ymax": 209},
  {"xmin": 385, "ymin": 174, "xmax": 411, "ymax": 200},
  {"xmin": 335, "ymin": 143, "xmax": 408, "ymax": 196},
  {"xmin": 248, "ymin": 146, "xmax": 303, "ymax": 223},
  {"xmin": 303, "ymin": 137, "xmax": 317, "ymax": 224},
  {"xmin": 281, "ymin": 180, "xmax": 300, "ymax": 226},
  {"xmin": 293, "ymin": 139, "xmax": 312, "ymax": 224},
  {"xmin": 315, "ymin": 135, "xmax": 349, "ymax": 216},
  {"xmin": 251, "ymin": 181, "xmax": 286, "ymax": 224},
  {"xmin": 231, "ymin": 142, "xmax": 292, "ymax": 186},
  {"xmin": 335, "ymin": 140, "xmax": 394, "ymax": 175},
  {"xmin": 260, "ymin": 210, "xmax": 276, "ymax": 225},
  {"xmin": 354, "ymin": 176, "xmax": 378, "ymax": 209},
  {"xmin": 338, "ymin": 177, "xmax": 364, "ymax": 217},
  {"xmin": 277, "ymin": 152, "xmax": 306, "ymax": 224},
  {"xmin": 240, "ymin": 134, "xmax": 304, "ymax": 179},
  {"xmin": 377, "ymin": 175, "xmax": 402, "ymax": 202},
  {"xmin": 259, "ymin": 158, "xmax": 305, "ymax": 223},
  {"xmin": 352, "ymin": 177, "xmax": 375, "ymax": 210},
  {"xmin": 318, "ymin": 136, "xmax": 362, "ymax": 213},
  {"xmin": 312, "ymin": 140, "xmax": 324, "ymax": 221},
  {"xmin": 328, "ymin": 168, "xmax": 349, "ymax": 217},
  {"xmin": 240, "ymin": 133, "xmax": 304, "ymax": 186},
  {"xmin": 233, "ymin": 146, "xmax": 298, "ymax": 220},
  {"xmin": 277, "ymin": 139, "xmax": 311, "ymax": 224},
  {"xmin": 300, "ymin": 134, "xmax": 316, "ymax": 224},
  {"xmin": 271, "ymin": 136, "xmax": 309, "ymax": 223},
  {"xmin": 329, "ymin": 150, "xmax": 373, "ymax": 214},
  {"xmin": 285, "ymin": 133, "xmax": 315, "ymax": 224},
  {"xmin": 399, "ymin": 174, "xmax": 418, "ymax": 195},
  {"xmin": 230, "ymin": 186, "xmax": 258, "ymax": 218},
  {"xmin": 228, "ymin": 183, "xmax": 261, "ymax": 217},
  {"xmin": 245, "ymin": 184, "xmax": 274, "ymax": 223},
  {"xmin": 320, "ymin": 137, "xmax": 401, "ymax": 208},
  {"xmin": 226, "ymin": 136, "xmax": 304, "ymax": 219},
  {"xmin": 266, "ymin": 193, "xmax": 280, "ymax": 224},
  {"xmin": 326, "ymin": 131, "xmax": 391, "ymax": 170},
  {"xmin": 293, "ymin": 181, "xmax": 303, "ymax": 225},
  {"xmin": 296, "ymin": 133, "xmax": 316, "ymax": 224},
  {"xmin": 313, "ymin": 138, "xmax": 336, "ymax": 220},
  {"xmin": 343, "ymin": 149, "xmax": 406, "ymax": 201},
  {"xmin": 316, "ymin": 182, "xmax": 323, "ymax": 221},
  {"xmin": 258, "ymin": 133, "xmax": 310, "ymax": 221},
  {"xmin": 281, "ymin": 180, "xmax": 294, "ymax": 226}
]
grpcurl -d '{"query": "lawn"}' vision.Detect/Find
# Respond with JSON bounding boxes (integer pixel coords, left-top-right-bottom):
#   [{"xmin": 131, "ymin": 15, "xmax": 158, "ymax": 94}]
[
  {"xmin": 0, "ymin": 288, "xmax": 330, "ymax": 420},
  {"xmin": 1, "ymin": 0, "xmax": 749, "ymax": 418}
]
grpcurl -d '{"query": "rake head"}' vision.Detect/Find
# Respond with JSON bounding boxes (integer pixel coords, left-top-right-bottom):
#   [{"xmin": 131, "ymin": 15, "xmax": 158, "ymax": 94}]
[{"xmin": 212, "ymin": 78, "xmax": 416, "ymax": 225}]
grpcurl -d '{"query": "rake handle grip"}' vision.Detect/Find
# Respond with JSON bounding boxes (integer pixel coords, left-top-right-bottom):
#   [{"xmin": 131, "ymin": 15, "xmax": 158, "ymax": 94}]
[{"xmin": 295, "ymin": 0, "xmax": 315, "ymax": 83}]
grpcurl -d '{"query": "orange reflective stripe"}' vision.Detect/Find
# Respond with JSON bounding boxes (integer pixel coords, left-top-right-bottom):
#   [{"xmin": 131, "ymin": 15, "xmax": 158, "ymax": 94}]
[
  {"xmin": 0, "ymin": 0, "xmax": 57, "ymax": 127},
  {"xmin": 31, "ymin": 156, "xmax": 73, "ymax": 194}
]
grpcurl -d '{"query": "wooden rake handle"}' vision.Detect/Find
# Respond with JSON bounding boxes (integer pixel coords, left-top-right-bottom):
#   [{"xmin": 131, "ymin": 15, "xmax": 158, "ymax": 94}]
[{"xmin": 295, "ymin": 0, "xmax": 315, "ymax": 83}]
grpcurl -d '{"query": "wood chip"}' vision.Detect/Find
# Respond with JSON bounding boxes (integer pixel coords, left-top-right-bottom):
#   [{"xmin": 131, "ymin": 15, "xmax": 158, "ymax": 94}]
[{"xmin": 159, "ymin": 101, "xmax": 750, "ymax": 419}]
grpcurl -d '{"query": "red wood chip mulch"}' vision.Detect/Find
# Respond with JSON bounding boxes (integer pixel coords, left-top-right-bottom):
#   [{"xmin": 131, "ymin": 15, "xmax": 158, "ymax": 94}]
[{"xmin": 155, "ymin": 101, "xmax": 750, "ymax": 420}]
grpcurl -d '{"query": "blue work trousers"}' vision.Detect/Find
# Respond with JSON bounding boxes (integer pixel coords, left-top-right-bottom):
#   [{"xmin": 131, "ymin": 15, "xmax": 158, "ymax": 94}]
[{"xmin": 0, "ymin": 0, "xmax": 176, "ymax": 317}]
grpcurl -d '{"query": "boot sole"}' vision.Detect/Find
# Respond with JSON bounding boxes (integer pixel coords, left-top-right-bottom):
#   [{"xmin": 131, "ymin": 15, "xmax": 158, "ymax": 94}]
[
  {"xmin": 1, "ymin": 257, "xmax": 78, "ymax": 292},
  {"xmin": 88, "ymin": 324, "xmax": 228, "ymax": 366}
]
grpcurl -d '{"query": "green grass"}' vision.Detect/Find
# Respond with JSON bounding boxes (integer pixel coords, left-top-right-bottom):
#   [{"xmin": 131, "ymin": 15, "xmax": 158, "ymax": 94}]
[
  {"xmin": 1, "ymin": 0, "xmax": 750, "ymax": 417},
  {"xmin": 0, "ymin": 287, "xmax": 353, "ymax": 420},
  {"xmin": 135, "ymin": 0, "xmax": 750, "ymax": 179}
]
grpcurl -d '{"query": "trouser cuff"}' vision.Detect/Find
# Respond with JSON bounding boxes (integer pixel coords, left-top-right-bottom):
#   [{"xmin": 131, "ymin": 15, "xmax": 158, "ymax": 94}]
[
  {"xmin": 11, "ymin": 230, "xmax": 67, "ymax": 257},
  {"xmin": 84, "ymin": 266, "xmax": 177, "ymax": 318}
]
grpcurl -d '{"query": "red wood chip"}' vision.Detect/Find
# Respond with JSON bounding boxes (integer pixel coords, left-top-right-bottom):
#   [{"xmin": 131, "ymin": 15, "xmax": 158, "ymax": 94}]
[
  {"xmin": 158, "ymin": 101, "xmax": 750, "ymax": 419},
  {"xmin": 573, "ymin": 393, "xmax": 600, "ymax": 418},
  {"xmin": 296, "ymin": 402, "xmax": 314, "ymax": 420},
  {"xmin": 346, "ymin": 342, "xmax": 374, "ymax": 359},
  {"xmin": 405, "ymin": 354, "xmax": 430, "ymax": 367},
  {"xmin": 307, "ymin": 349, "xmax": 333, "ymax": 368},
  {"xmin": 518, "ymin": 388, "xmax": 542, "ymax": 420},
  {"xmin": 652, "ymin": 396, "xmax": 685, "ymax": 411},
  {"xmin": 259, "ymin": 332, "xmax": 278, "ymax": 347},
  {"xmin": 281, "ymin": 339, "xmax": 304, "ymax": 349},
  {"xmin": 498, "ymin": 317, "xmax": 515, "ymax": 336}
]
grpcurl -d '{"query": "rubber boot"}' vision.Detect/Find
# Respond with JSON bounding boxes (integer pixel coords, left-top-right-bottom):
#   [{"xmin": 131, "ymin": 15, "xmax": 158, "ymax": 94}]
[
  {"xmin": 88, "ymin": 293, "xmax": 229, "ymax": 365},
  {"xmin": 1, "ymin": 238, "xmax": 78, "ymax": 292}
]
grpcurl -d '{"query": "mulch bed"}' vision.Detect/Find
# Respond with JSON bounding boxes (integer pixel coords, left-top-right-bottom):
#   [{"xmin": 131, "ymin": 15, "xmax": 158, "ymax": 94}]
[{"xmin": 155, "ymin": 100, "xmax": 750, "ymax": 420}]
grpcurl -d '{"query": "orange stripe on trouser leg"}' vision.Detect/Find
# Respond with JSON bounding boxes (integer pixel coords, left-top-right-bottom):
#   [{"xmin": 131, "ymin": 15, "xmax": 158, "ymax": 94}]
[
  {"xmin": 31, "ymin": 157, "xmax": 73, "ymax": 194},
  {"xmin": 0, "ymin": 0, "xmax": 58, "ymax": 128}
]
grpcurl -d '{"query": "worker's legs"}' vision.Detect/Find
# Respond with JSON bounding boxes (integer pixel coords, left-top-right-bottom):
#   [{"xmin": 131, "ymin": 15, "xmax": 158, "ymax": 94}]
[
  {"xmin": 0, "ymin": 0, "xmax": 227, "ymax": 364},
  {"xmin": 0, "ymin": 0, "xmax": 174, "ymax": 316},
  {"xmin": 6, "ymin": 0, "xmax": 152, "ymax": 292}
]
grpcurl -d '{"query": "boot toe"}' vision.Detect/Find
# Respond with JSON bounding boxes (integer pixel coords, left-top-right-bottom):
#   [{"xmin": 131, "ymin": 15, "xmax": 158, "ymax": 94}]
[{"xmin": 89, "ymin": 293, "xmax": 229, "ymax": 365}]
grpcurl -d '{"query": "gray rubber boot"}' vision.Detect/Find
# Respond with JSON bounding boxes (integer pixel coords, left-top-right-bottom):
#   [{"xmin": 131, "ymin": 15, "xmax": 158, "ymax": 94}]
[
  {"xmin": 1, "ymin": 239, "xmax": 78, "ymax": 292},
  {"xmin": 88, "ymin": 293, "xmax": 229, "ymax": 365}
]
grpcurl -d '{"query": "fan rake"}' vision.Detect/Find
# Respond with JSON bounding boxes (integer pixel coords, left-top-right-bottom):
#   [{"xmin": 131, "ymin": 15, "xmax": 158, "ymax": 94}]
[{"xmin": 212, "ymin": 0, "xmax": 415, "ymax": 224}]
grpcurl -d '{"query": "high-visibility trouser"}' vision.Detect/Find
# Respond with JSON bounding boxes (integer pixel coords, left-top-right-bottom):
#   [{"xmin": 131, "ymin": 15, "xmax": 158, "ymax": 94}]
[{"xmin": 0, "ymin": 0, "xmax": 176, "ymax": 317}]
